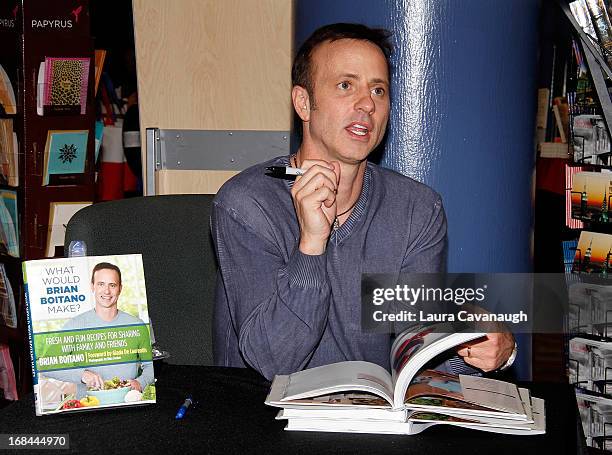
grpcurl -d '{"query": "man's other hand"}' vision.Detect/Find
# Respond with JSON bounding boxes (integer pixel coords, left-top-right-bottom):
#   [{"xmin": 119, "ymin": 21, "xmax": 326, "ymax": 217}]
[{"xmin": 456, "ymin": 332, "xmax": 515, "ymax": 372}]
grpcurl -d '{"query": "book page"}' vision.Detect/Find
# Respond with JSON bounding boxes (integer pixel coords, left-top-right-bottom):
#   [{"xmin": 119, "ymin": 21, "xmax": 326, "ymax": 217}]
[
  {"xmin": 279, "ymin": 361, "xmax": 394, "ymax": 406},
  {"xmin": 390, "ymin": 323, "xmax": 484, "ymax": 408},
  {"xmin": 460, "ymin": 375, "xmax": 524, "ymax": 415}
]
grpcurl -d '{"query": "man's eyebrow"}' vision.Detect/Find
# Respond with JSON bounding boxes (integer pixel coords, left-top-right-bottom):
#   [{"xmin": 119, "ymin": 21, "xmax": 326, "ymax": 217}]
[
  {"xmin": 338, "ymin": 73, "xmax": 389, "ymax": 85},
  {"xmin": 369, "ymin": 77, "xmax": 389, "ymax": 86}
]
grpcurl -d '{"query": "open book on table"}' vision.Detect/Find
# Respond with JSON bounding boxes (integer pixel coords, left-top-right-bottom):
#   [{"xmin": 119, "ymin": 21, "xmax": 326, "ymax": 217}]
[{"xmin": 266, "ymin": 324, "xmax": 545, "ymax": 435}]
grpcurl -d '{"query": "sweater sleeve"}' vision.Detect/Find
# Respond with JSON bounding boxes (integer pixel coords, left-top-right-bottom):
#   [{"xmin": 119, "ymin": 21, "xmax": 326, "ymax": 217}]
[
  {"xmin": 401, "ymin": 195, "xmax": 448, "ymax": 273},
  {"xmin": 212, "ymin": 200, "xmax": 332, "ymax": 380}
]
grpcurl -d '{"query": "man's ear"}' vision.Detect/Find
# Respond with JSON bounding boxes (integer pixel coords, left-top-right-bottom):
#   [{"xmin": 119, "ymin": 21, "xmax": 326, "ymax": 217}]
[{"xmin": 292, "ymin": 85, "xmax": 310, "ymax": 122}]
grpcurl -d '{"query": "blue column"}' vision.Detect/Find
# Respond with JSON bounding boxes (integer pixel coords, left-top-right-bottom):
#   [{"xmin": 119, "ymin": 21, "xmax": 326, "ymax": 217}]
[
  {"xmin": 295, "ymin": 0, "xmax": 539, "ymax": 379},
  {"xmin": 296, "ymin": 0, "xmax": 538, "ymax": 272}
]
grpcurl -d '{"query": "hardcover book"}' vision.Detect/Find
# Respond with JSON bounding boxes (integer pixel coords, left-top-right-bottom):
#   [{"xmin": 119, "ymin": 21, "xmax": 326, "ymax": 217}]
[
  {"xmin": 266, "ymin": 325, "xmax": 545, "ymax": 435},
  {"xmin": 23, "ymin": 254, "xmax": 156, "ymax": 415}
]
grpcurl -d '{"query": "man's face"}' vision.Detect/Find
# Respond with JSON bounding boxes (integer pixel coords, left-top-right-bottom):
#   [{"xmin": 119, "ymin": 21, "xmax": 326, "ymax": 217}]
[
  {"xmin": 91, "ymin": 269, "xmax": 121, "ymax": 310},
  {"xmin": 302, "ymin": 38, "xmax": 390, "ymax": 163}
]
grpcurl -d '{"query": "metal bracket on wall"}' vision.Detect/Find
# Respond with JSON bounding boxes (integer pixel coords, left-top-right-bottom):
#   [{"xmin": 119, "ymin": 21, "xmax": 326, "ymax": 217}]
[{"xmin": 145, "ymin": 128, "xmax": 290, "ymax": 195}]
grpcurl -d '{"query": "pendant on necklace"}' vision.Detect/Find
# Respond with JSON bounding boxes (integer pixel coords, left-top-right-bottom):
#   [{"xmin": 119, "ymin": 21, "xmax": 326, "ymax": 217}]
[{"xmin": 333, "ymin": 217, "xmax": 339, "ymax": 231}]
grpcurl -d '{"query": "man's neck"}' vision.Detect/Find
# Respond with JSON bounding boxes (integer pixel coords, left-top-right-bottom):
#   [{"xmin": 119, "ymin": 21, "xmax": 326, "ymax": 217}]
[{"xmin": 94, "ymin": 306, "xmax": 118, "ymax": 322}]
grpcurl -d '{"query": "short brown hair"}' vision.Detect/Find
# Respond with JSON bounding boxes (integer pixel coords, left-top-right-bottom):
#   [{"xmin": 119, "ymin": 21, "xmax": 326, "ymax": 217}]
[
  {"xmin": 91, "ymin": 262, "xmax": 122, "ymax": 285},
  {"xmin": 292, "ymin": 23, "xmax": 393, "ymax": 99}
]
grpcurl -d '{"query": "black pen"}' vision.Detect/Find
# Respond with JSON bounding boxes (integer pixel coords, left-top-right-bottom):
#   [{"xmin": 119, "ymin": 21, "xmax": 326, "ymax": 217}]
[{"xmin": 265, "ymin": 166, "xmax": 305, "ymax": 177}]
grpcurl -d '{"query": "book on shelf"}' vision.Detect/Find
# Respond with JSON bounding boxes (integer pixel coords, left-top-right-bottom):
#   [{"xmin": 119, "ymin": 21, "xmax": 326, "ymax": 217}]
[
  {"xmin": 265, "ymin": 324, "xmax": 545, "ymax": 435},
  {"xmin": 23, "ymin": 254, "xmax": 156, "ymax": 415}
]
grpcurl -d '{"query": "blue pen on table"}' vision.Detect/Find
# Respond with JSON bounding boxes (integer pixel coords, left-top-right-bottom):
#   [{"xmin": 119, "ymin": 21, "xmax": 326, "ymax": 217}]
[{"xmin": 175, "ymin": 395, "xmax": 195, "ymax": 420}]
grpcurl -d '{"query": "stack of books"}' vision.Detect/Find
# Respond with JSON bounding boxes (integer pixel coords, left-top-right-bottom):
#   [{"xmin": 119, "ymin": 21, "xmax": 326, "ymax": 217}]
[{"xmin": 265, "ymin": 327, "xmax": 545, "ymax": 435}]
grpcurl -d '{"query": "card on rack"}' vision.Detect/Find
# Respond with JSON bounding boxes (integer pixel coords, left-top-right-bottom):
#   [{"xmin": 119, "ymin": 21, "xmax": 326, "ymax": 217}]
[
  {"xmin": 0, "ymin": 189, "xmax": 18, "ymax": 257},
  {"xmin": 43, "ymin": 57, "xmax": 90, "ymax": 115},
  {"xmin": 45, "ymin": 201, "xmax": 92, "ymax": 257},
  {"xmin": 42, "ymin": 130, "xmax": 88, "ymax": 186},
  {"xmin": 0, "ymin": 64, "xmax": 16, "ymax": 115}
]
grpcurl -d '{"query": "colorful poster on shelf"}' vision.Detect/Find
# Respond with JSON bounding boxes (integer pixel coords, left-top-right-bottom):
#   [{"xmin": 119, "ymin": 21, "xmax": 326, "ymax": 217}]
[
  {"xmin": 43, "ymin": 57, "xmax": 90, "ymax": 114},
  {"xmin": 42, "ymin": 130, "xmax": 88, "ymax": 186},
  {"xmin": 45, "ymin": 201, "xmax": 92, "ymax": 257}
]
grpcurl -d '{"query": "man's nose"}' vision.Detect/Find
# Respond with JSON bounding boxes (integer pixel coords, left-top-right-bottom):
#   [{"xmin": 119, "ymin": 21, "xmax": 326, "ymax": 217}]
[{"xmin": 355, "ymin": 88, "xmax": 375, "ymax": 115}]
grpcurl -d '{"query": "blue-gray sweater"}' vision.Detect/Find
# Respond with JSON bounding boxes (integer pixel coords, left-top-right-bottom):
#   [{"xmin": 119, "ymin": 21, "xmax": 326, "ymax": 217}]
[{"xmin": 212, "ymin": 156, "xmax": 450, "ymax": 381}]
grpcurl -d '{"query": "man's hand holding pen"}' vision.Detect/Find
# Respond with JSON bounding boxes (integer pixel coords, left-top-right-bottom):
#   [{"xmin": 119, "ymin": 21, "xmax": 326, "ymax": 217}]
[{"xmin": 290, "ymin": 159, "xmax": 340, "ymax": 255}]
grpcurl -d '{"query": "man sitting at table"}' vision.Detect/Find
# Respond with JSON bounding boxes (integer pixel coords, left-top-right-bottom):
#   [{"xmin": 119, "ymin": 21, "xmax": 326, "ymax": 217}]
[{"xmin": 211, "ymin": 23, "xmax": 515, "ymax": 381}]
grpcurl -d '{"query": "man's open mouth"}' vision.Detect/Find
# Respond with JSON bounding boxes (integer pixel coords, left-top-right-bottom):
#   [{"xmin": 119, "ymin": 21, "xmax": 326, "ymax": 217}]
[{"xmin": 346, "ymin": 122, "xmax": 371, "ymax": 137}]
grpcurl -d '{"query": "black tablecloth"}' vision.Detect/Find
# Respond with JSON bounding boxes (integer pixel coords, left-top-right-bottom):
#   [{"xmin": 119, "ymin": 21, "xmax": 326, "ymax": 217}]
[{"xmin": 0, "ymin": 365, "xmax": 586, "ymax": 454}]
